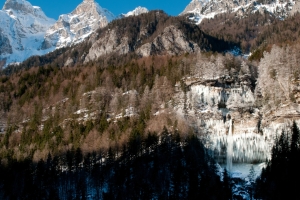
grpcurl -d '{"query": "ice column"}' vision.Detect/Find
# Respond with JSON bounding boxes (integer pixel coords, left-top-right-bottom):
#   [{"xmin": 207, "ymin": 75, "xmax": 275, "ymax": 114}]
[{"xmin": 227, "ymin": 119, "xmax": 233, "ymax": 172}]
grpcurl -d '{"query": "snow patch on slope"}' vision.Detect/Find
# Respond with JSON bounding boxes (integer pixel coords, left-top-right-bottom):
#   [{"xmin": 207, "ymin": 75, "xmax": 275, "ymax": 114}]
[{"xmin": 181, "ymin": 0, "xmax": 296, "ymax": 24}]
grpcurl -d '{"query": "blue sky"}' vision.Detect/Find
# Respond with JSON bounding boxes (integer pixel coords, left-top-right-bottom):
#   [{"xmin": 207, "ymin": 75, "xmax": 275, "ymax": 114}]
[{"xmin": 1, "ymin": 0, "xmax": 191, "ymax": 19}]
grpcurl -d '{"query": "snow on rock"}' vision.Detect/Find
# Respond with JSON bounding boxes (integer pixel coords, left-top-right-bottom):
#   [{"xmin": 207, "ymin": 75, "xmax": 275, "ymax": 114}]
[
  {"xmin": 41, "ymin": 0, "xmax": 115, "ymax": 50},
  {"xmin": 118, "ymin": 6, "xmax": 148, "ymax": 18},
  {"xmin": 0, "ymin": 0, "xmax": 55, "ymax": 68},
  {"xmin": 181, "ymin": 0, "xmax": 296, "ymax": 24}
]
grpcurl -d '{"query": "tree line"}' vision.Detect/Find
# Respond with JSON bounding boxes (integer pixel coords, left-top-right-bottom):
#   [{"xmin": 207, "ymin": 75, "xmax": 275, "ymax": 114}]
[
  {"xmin": 255, "ymin": 122, "xmax": 300, "ymax": 199},
  {"xmin": 0, "ymin": 129, "xmax": 232, "ymax": 200}
]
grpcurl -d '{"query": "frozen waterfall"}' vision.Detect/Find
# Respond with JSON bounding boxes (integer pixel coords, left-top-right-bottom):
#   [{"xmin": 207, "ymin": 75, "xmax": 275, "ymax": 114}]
[
  {"xmin": 227, "ymin": 119, "xmax": 233, "ymax": 171},
  {"xmin": 203, "ymin": 119, "xmax": 273, "ymax": 164},
  {"xmin": 184, "ymin": 83, "xmax": 291, "ymax": 165}
]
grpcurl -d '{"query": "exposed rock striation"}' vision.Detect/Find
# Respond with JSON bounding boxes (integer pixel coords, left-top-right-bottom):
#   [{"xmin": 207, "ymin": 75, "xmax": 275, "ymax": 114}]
[
  {"xmin": 41, "ymin": 0, "xmax": 115, "ymax": 50},
  {"xmin": 83, "ymin": 11, "xmax": 227, "ymax": 64},
  {"xmin": 136, "ymin": 25, "xmax": 200, "ymax": 57}
]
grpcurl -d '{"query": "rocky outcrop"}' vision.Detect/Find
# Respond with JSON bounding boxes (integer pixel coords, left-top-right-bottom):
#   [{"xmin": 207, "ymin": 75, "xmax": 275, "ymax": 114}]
[
  {"xmin": 291, "ymin": 0, "xmax": 300, "ymax": 15},
  {"xmin": 85, "ymin": 23, "xmax": 201, "ymax": 63},
  {"xmin": 182, "ymin": 0, "xmax": 296, "ymax": 24},
  {"xmin": 41, "ymin": 0, "xmax": 115, "ymax": 50},
  {"xmin": 136, "ymin": 26, "xmax": 200, "ymax": 57},
  {"xmin": 84, "ymin": 29, "xmax": 130, "ymax": 63}
]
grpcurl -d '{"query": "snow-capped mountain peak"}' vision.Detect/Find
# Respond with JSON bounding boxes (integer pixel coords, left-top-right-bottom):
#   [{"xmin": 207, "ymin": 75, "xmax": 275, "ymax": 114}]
[
  {"xmin": 41, "ymin": 0, "xmax": 115, "ymax": 50},
  {"xmin": 2, "ymin": 0, "xmax": 54, "ymax": 28},
  {"xmin": 0, "ymin": 0, "xmax": 55, "ymax": 68}
]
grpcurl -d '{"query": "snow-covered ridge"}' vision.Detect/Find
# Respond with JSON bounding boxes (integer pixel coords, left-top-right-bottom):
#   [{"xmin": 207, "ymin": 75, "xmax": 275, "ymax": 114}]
[
  {"xmin": 181, "ymin": 0, "xmax": 297, "ymax": 24},
  {"xmin": 0, "ymin": 0, "xmax": 55, "ymax": 68},
  {"xmin": 118, "ymin": 6, "xmax": 149, "ymax": 18},
  {"xmin": 0, "ymin": 1, "xmax": 151, "ymax": 68},
  {"xmin": 41, "ymin": 0, "xmax": 115, "ymax": 50}
]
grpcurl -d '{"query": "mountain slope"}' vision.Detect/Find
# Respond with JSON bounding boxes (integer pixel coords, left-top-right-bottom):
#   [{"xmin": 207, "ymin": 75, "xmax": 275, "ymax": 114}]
[
  {"xmin": 0, "ymin": 0, "xmax": 55, "ymax": 68},
  {"xmin": 4, "ymin": 11, "xmax": 235, "ymax": 70},
  {"xmin": 41, "ymin": 0, "xmax": 115, "ymax": 51},
  {"xmin": 181, "ymin": 0, "xmax": 298, "ymax": 24},
  {"xmin": 83, "ymin": 11, "xmax": 235, "ymax": 64}
]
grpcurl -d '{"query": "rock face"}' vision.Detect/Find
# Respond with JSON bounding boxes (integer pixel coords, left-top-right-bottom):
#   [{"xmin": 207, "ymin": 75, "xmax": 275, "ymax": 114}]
[
  {"xmin": 82, "ymin": 11, "xmax": 219, "ymax": 64},
  {"xmin": 181, "ymin": 0, "xmax": 296, "ymax": 24},
  {"xmin": 84, "ymin": 29, "xmax": 130, "ymax": 62},
  {"xmin": 136, "ymin": 25, "xmax": 200, "ymax": 57},
  {"xmin": 84, "ymin": 23, "xmax": 201, "ymax": 64},
  {"xmin": 290, "ymin": 0, "xmax": 300, "ymax": 15},
  {"xmin": 0, "ymin": 0, "xmax": 55, "ymax": 68},
  {"xmin": 41, "ymin": 0, "xmax": 115, "ymax": 50}
]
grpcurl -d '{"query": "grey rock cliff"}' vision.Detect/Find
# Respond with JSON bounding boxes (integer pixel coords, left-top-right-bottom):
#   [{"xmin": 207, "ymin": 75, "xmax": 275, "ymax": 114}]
[
  {"xmin": 136, "ymin": 26, "xmax": 200, "ymax": 57},
  {"xmin": 84, "ymin": 23, "xmax": 200, "ymax": 64}
]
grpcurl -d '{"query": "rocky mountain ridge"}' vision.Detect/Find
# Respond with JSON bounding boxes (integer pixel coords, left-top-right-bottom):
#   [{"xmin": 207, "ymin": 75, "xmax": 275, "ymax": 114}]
[
  {"xmin": 2, "ymin": 0, "xmax": 300, "ymax": 68},
  {"xmin": 41, "ymin": 0, "xmax": 115, "ymax": 51},
  {"xmin": 0, "ymin": 0, "xmax": 55, "ymax": 68},
  {"xmin": 40, "ymin": 11, "xmax": 233, "ymax": 67},
  {"xmin": 181, "ymin": 0, "xmax": 300, "ymax": 24},
  {"xmin": 0, "ymin": 0, "xmax": 149, "ymax": 68}
]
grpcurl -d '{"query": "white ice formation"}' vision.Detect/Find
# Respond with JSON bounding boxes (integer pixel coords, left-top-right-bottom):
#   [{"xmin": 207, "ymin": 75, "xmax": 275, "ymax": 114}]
[{"xmin": 175, "ymin": 79, "xmax": 297, "ymax": 164}]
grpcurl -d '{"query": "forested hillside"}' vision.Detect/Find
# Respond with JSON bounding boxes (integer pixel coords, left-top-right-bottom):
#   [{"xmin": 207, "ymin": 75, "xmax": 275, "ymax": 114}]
[
  {"xmin": 0, "ymin": 51, "xmax": 250, "ymax": 162},
  {"xmin": 255, "ymin": 122, "xmax": 300, "ymax": 199},
  {"xmin": 0, "ymin": 133, "xmax": 232, "ymax": 199},
  {"xmin": 201, "ymin": 12, "xmax": 300, "ymax": 60},
  {"xmin": 2, "ymin": 11, "xmax": 235, "ymax": 74},
  {"xmin": 0, "ymin": 3, "xmax": 300, "ymax": 199},
  {"xmin": 201, "ymin": 12, "xmax": 277, "ymax": 53}
]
